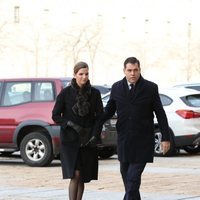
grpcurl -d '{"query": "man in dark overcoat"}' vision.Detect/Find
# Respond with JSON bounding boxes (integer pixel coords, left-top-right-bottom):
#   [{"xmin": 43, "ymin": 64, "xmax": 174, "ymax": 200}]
[{"xmin": 99, "ymin": 57, "xmax": 171, "ymax": 200}]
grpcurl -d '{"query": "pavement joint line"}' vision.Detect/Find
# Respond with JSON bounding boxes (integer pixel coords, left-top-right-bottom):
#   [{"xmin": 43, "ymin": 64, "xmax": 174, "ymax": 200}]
[
  {"xmin": 176, "ymin": 196, "xmax": 200, "ymax": 200},
  {"xmin": 0, "ymin": 186, "xmax": 199, "ymax": 200},
  {"xmin": 100, "ymin": 165, "xmax": 200, "ymax": 174}
]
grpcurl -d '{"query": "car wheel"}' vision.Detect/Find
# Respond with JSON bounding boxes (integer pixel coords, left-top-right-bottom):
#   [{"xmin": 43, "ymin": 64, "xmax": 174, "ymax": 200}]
[
  {"xmin": 98, "ymin": 146, "xmax": 115, "ymax": 159},
  {"xmin": 183, "ymin": 145, "xmax": 200, "ymax": 154},
  {"xmin": 154, "ymin": 128, "xmax": 176, "ymax": 157},
  {"xmin": 20, "ymin": 132, "xmax": 53, "ymax": 167}
]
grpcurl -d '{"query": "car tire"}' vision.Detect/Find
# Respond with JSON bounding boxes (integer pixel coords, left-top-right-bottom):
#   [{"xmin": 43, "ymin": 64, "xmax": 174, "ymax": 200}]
[
  {"xmin": 20, "ymin": 132, "xmax": 53, "ymax": 167},
  {"xmin": 183, "ymin": 145, "xmax": 200, "ymax": 154},
  {"xmin": 98, "ymin": 146, "xmax": 115, "ymax": 159},
  {"xmin": 154, "ymin": 128, "xmax": 176, "ymax": 157}
]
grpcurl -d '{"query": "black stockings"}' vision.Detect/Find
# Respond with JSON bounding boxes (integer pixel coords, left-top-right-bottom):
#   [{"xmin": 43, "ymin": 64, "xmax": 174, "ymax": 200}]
[{"xmin": 69, "ymin": 170, "xmax": 84, "ymax": 200}]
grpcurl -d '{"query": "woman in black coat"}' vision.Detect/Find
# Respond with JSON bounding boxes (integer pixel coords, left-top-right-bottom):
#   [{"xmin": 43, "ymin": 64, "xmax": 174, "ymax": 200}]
[{"xmin": 52, "ymin": 61, "xmax": 103, "ymax": 200}]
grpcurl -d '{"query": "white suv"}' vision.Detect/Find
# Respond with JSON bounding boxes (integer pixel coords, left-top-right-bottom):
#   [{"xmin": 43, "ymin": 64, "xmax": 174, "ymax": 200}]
[{"xmin": 154, "ymin": 87, "xmax": 200, "ymax": 156}]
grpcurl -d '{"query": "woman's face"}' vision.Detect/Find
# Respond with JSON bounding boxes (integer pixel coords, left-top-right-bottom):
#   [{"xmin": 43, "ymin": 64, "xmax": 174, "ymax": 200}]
[{"xmin": 74, "ymin": 67, "xmax": 89, "ymax": 87}]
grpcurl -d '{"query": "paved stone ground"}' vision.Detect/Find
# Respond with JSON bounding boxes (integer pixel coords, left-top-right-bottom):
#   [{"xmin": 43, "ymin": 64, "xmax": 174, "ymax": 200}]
[{"xmin": 0, "ymin": 151, "xmax": 200, "ymax": 200}]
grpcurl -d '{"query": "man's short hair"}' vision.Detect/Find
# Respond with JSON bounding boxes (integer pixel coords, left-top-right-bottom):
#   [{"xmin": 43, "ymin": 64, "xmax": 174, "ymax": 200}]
[{"xmin": 124, "ymin": 57, "xmax": 140, "ymax": 68}]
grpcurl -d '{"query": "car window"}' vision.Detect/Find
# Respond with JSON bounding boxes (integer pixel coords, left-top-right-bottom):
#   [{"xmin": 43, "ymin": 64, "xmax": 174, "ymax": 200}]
[
  {"xmin": 61, "ymin": 80, "xmax": 71, "ymax": 88},
  {"xmin": 159, "ymin": 94, "xmax": 173, "ymax": 106},
  {"xmin": 102, "ymin": 94, "xmax": 110, "ymax": 105},
  {"xmin": 185, "ymin": 86, "xmax": 200, "ymax": 91},
  {"xmin": 182, "ymin": 94, "xmax": 200, "ymax": 107},
  {"xmin": 2, "ymin": 82, "xmax": 31, "ymax": 106},
  {"xmin": 33, "ymin": 82, "xmax": 54, "ymax": 101},
  {"xmin": 93, "ymin": 85, "xmax": 111, "ymax": 95},
  {"xmin": 101, "ymin": 93, "xmax": 173, "ymax": 107},
  {"xmin": 0, "ymin": 82, "xmax": 2, "ymax": 97}
]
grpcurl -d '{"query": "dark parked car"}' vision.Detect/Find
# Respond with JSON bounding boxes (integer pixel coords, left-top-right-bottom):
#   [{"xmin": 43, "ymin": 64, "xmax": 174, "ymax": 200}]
[{"xmin": 0, "ymin": 78, "xmax": 115, "ymax": 166}]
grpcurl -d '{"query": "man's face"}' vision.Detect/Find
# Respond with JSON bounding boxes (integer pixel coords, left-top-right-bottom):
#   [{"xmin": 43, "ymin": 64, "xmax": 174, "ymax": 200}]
[{"xmin": 124, "ymin": 63, "xmax": 141, "ymax": 84}]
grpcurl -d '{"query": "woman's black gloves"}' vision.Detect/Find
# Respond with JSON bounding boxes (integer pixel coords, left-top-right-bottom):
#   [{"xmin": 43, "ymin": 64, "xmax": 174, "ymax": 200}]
[
  {"xmin": 67, "ymin": 120, "xmax": 82, "ymax": 133},
  {"xmin": 67, "ymin": 120, "xmax": 97, "ymax": 147}
]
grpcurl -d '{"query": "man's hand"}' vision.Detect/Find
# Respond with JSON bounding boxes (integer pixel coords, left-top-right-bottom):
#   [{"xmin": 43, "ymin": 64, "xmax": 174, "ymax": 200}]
[{"xmin": 161, "ymin": 141, "xmax": 171, "ymax": 155}]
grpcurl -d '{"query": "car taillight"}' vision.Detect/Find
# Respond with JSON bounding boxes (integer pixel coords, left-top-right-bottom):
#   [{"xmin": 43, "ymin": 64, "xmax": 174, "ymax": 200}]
[{"xmin": 176, "ymin": 110, "xmax": 200, "ymax": 119}]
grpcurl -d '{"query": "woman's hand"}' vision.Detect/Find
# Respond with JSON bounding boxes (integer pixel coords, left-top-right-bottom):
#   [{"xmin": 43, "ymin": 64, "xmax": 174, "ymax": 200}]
[{"xmin": 67, "ymin": 121, "xmax": 82, "ymax": 133}]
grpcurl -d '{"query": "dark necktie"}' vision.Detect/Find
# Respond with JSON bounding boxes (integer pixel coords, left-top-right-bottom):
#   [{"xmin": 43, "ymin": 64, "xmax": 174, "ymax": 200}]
[
  {"xmin": 130, "ymin": 84, "xmax": 134, "ymax": 93},
  {"xmin": 129, "ymin": 84, "xmax": 135, "ymax": 97}
]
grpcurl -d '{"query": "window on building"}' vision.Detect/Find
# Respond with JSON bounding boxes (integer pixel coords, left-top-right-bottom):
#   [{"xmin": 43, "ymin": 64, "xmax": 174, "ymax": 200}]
[{"xmin": 14, "ymin": 6, "xmax": 20, "ymax": 23}]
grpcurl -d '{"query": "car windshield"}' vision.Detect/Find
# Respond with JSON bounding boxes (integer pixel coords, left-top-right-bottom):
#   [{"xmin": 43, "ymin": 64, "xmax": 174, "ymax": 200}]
[
  {"xmin": 93, "ymin": 85, "xmax": 111, "ymax": 95},
  {"xmin": 185, "ymin": 86, "xmax": 200, "ymax": 91},
  {"xmin": 173, "ymin": 84, "xmax": 200, "ymax": 91}
]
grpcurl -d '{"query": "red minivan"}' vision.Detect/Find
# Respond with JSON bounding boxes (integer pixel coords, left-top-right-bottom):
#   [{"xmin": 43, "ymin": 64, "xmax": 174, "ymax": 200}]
[{"xmin": 0, "ymin": 78, "xmax": 116, "ymax": 166}]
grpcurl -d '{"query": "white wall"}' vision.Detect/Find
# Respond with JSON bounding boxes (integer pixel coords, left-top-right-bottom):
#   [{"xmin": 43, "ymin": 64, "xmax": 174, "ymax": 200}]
[{"xmin": 0, "ymin": 0, "xmax": 200, "ymax": 87}]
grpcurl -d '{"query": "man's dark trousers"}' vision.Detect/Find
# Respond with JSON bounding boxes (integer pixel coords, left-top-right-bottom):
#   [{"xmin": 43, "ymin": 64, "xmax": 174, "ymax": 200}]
[{"xmin": 120, "ymin": 162, "xmax": 146, "ymax": 200}]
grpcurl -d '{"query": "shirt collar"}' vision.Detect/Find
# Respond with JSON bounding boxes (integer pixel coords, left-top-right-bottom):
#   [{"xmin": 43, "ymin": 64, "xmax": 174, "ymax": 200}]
[
  {"xmin": 127, "ymin": 81, "xmax": 134, "ymax": 89},
  {"xmin": 127, "ymin": 81, "xmax": 133, "ymax": 90}
]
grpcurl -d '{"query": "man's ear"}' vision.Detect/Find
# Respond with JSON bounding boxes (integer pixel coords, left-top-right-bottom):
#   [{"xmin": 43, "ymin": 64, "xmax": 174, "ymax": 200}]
[{"xmin": 123, "ymin": 68, "xmax": 126, "ymax": 74}]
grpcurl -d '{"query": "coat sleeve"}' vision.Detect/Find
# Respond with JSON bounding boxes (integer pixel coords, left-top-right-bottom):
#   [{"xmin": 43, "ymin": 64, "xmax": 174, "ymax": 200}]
[
  {"xmin": 91, "ymin": 90, "xmax": 104, "ymax": 137},
  {"xmin": 52, "ymin": 90, "xmax": 68, "ymax": 128},
  {"xmin": 94, "ymin": 87, "xmax": 117, "ymax": 132},
  {"xmin": 94, "ymin": 90, "xmax": 104, "ymax": 120},
  {"xmin": 103, "ymin": 90, "xmax": 117, "ymax": 121},
  {"xmin": 152, "ymin": 84, "xmax": 170, "ymax": 141}
]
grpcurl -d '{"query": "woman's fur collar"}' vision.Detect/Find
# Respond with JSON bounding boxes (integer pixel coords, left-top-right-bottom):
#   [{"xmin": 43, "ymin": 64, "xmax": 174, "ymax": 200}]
[{"xmin": 71, "ymin": 78, "xmax": 91, "ymax": 117}]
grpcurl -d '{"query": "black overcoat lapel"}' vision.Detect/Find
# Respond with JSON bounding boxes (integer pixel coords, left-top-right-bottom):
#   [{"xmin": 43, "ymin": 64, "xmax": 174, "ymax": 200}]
[{"xmin": 123, "ymin": 76, "xmax": 146, "ymax": 103}]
